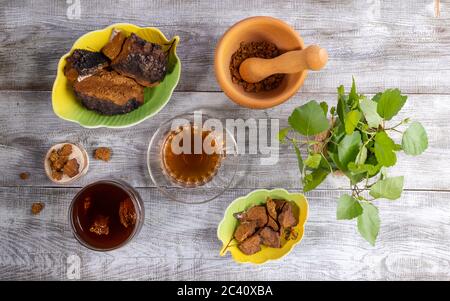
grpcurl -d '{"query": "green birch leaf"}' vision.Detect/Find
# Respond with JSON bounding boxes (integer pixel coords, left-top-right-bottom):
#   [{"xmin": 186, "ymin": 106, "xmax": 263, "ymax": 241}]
[
  {"xmin": 337, "ymin": 85, "xmax": 348, "ymax": 123},
  {"xmin": 319, "ymin": 101, "xmax": 329, "ymax": 116},
  {"xmin": 372, "ymin": 92, "xmax": 382, "ymax": 103},
  {"xmin": 345, "ymin": 110, "xmax": 362, "ymax": 134},
  {"xmin": 348, "ymin": 77, "xmax": 358, "ymax": 106},
  {"xmin": 303, "ymin": 169, "xmax": 329, "ymax": 192},
  {"xmin": 348, "ymin": 162, "xmax": 380, "ymax": 176},
  {"xmin": 360, "ymin": 99, "xmax": 383, "ymax": 128},
  {"xmin": 338, "ymin": 131, "xmax": 362, "ymax": 170},
  {"xmin": 288, "ymin": 100, "xmax": 329, "ymax": 136},
  {"xmin": 355, "ymin": 145, "xmax": 368, "ymax": 165},
  {"xmin": 337, "ymin": 194, "xmax": 363, "ymax": 220},
  {"xmin": 305, "ymin": 153, "xmax": 322, "ymax": 169},
  {"xmin": 377, "ymin": 89, "xmax": 407, "ymax": 120},
  {"xmin": 277, "ymin": 127, "xmax": 290, "ymax": 143},
  {"xmin": 374, "ymin": 131, "xmax": 397, "ymax": 167},
  {"xmin": 357, "ymin": 202, "xmax": 380, "ymax": 246},
  {"xmin": 292, "ymin": 142, "xmax": 304, "ymax": 173},
  {"xmin": 369, "ymin": 176, "xmax": 404, "ymax": 200},
  {"xmin": 402, "ymin": 122, "xmax": 428, "ymax": 155}
]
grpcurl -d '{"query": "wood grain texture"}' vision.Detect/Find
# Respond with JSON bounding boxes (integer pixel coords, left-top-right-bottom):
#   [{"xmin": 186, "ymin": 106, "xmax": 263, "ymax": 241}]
[
  {"xmin": 0, "ymin": 187, "xmax": 449, "ymax": 280},
  {"xmin": 1, "ymin": 0, "xmax": 450, "ymax": 281},
  {"xmin": 0, "ymin": 91, "xmax": 448, "ymax": 190},
  {"xmin": 0, "ymin": 0, "xmax": 449, "ymax": 93}
]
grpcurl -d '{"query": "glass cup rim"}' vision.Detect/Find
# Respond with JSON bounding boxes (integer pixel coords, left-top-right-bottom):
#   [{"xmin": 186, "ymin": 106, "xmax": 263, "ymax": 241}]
[{"xmin": 68, "ymin": 179, "xmax": 144, "ymax": 252}]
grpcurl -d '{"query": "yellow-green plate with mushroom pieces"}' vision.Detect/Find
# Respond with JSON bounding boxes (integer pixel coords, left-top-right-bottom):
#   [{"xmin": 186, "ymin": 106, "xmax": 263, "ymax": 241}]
[
  {"xmin": 52, "ymin": 23, "xmax": 180, "ymax": 128},
  {"xmin": 217, "ymin": 188, "xmax": 309, "ymax": 264}
]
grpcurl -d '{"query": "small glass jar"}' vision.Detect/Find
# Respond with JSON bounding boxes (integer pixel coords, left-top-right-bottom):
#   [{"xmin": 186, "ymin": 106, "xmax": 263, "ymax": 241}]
[{"xmin": 69, "ymin": 179, "xmax": 144, "ymax": 251}]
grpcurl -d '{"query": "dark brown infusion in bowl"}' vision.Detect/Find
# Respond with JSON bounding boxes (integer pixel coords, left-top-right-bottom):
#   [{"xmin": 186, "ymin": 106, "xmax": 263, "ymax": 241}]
[{"xmin": 71, "ymin": 182, "xmax": 138, "ymax": 250}]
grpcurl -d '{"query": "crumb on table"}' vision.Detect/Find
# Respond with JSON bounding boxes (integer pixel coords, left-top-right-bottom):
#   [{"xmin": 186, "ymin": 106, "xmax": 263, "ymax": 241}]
[
  {"xmin": 20, "ymin": 172, "xmax": 29, "ymax": 180},
  {"xmin": 94, "ymin": 147, "xmax": 112, "ymax": 162},
  {"xmin": 31, "ymin": 202, "xmax": 44, "ymax": 215}
]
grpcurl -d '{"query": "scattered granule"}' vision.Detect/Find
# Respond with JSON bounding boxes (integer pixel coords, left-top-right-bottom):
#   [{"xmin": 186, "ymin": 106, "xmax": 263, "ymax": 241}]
[
  {"xmin": 94, "ymin": 147, "xmax": 112, "ymax": 162},
  {"xmin": 19, "ymin": 172, "xmax": 29, "ymax": 180},
  {"xmin": 31, "ymin": 202, "xmax": 44, "ymax": 215}
]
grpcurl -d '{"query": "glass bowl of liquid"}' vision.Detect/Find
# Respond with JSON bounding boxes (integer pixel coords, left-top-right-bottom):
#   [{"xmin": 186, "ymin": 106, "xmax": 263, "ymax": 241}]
[
  {"xmin": 69, "ymin": 179, "xmax": 144, "ymax": 251},
  {"xmin": 147, "ymin": 112, "xmax": 239, "ymax": 204}
]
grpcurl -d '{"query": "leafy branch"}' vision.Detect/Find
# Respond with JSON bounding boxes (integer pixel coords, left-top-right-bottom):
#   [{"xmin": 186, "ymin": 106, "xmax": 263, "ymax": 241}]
[{"xmin": 279, "ymin": 78, "xmax": 428, "ymax": 245}]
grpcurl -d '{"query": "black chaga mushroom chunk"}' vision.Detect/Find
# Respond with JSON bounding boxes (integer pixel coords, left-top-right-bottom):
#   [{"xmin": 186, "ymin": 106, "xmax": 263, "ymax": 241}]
[
  {"xmin": 234, "ymin": 221, "xmax": 257, "ymax": 242},
  {"xmin": 64, "ymin": 49, "xmax": 109, "ymax": 82},
  {"xmin": 278, "ymin": 202, "xmax": 298, "ymax": 228},
  {"xmin": 111, "ymin": 33, "xmax": 168, "ymax": 87},
  {"xmin": 73, "ymin": 71, "xmax": 144, "ymax": 115},
  {"xmin": 234, "ymin": 206, "xmax": 268, "ymax": 228},
  {"xmin": 259, "ymin": 227, "xmax": 281, "ymax": 248},
  {"xmin": 238, "ymin": 234, "xmax": 261, "ymax": 255}
]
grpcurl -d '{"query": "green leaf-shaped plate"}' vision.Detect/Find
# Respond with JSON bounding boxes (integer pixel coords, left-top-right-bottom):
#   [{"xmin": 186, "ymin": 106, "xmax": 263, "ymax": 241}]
[
  {"xmin": 217, "ymin": 189, "xmax": 309, "ymax": 264},
  {"xmin": 52, "ymin": 23, "xmax": 181, "ymax": 128}
]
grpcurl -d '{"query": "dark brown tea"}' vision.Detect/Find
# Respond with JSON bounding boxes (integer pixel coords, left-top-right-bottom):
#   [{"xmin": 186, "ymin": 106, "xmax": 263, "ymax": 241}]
[
  {"xmin": 161, "ymin": 126, "xmax": 223, "ymax": 187},
  {"xmin": 71, "ymin": 181, "xmax": 140, "ymax": 250}
]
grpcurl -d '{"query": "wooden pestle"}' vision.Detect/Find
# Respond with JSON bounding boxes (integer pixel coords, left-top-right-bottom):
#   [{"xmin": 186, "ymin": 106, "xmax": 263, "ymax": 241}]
[{"xmin": 239, "ymin": 45, "xmax": 328, "ymax": 83}]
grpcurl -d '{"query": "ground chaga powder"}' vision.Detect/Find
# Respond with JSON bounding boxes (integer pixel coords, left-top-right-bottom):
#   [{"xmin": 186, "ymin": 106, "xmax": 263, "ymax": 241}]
[{"xmin": 230, "ymin": 41, "xmax": 285, "ymax": 93}]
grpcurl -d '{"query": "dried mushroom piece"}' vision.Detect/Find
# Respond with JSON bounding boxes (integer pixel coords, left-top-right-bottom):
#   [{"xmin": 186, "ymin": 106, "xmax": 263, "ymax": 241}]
[
  {"xmin": 94, "ymin": 147, "xmax": 112, "ymax": 161},
  {"xmin": 31, "ymin": 202, "xmax": 44, "ymax": 215},
  {"xmin": 119, "ymin": 198, "xmax": 137, "ymax": 228},
  {"xmin": 111, "ymin": 33, "xmax": 169, "ymax": 87},
  {"xmin": 74, "ymin": 71, "xmax": 144, "ymax": 115},
  {"xmin": 284, "ymin": 227, "xmax": 299, "ymax": 241},
  {"xmin": 102, "ymin": 29, "xmax": 127, "ymax": 60},
  {"xmin": 90, "ymin": 215, "xmax": 110, "ymax": 236},
  {"xmin": 259, "ymin": 227, "xmax": 281, "ymax": 248},
  {"xmin": 238, "ymin": 234, "xmax": 261, "ymax": 255},
  {"xmin": 266, "ymin": 198, "xmax": 277, "ymax": 220},
  {"xmin": 63, "ymin": 158, "xmax": 80, "ymax": 178},
  {"xmin": 234, "ymin": 221, "xmax": 257, "ymax": 243},
  {"xmin": 278, "ymin": 202, "xmax": 298, "ymax": 228},
  {"xmin": 236, "ymin": 206, "xmax": 268, "ymax": 228},
  {"xmin": 52, "ymin": 171, "xmax": 63, "ymax": 181},
  {"xmin": 58, "ymin": 144, "xmax": 73, "ymax": 156},
  {"xmin": 273, "ymin": 199, "xmax": 287, "ymax": 212},
  {"xmin": 267, "ymin": 216, "xmax": 279, "ymax": 231},
  {"xmin": 64, "ymin": 49, "xmax": 109, "ymax": 82},
  {"xmin": 83, "ymin": 197, "xmax": 91, "ymax": 212},
  {"xmin": 20, "ymin": 172, "xmax": 29, "ymax": 180},
  {"xmin": 50, "ymin": 149, "xmax": 68, "ymax": 170}
]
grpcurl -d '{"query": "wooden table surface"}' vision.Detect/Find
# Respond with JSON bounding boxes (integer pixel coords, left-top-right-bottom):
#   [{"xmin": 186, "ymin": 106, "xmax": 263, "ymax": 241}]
[{"xmin": 1, "ymin": 0, "xmax": 449, "ymax": 280}]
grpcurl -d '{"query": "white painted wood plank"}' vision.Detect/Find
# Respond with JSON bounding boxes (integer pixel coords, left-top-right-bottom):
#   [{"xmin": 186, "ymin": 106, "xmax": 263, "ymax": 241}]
[
  {"xmin": 0, "ymin": 0, "xmax": 449, "ymax": 93},
  {"xmin": 0, "ymin": 187, "xmax": 449, "ymax": 280},
  {"xmin": 0, "ymin": 91, "xmax": 448, "ymax": 190}
]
